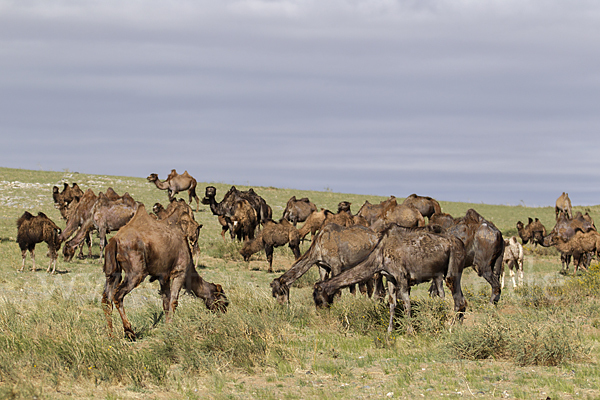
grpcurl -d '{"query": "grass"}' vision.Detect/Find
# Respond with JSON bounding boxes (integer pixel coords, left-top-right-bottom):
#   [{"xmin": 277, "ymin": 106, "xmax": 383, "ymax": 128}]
[{"xmin": 0, "ymin": 166, "xmax": 599, "ymax": 399}]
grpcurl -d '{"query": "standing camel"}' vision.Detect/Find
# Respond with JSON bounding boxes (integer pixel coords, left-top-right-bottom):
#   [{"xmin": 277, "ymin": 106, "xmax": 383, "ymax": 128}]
[{"xmin": 147, "ymin": 169, "xmax": 200, "ymax": 211}]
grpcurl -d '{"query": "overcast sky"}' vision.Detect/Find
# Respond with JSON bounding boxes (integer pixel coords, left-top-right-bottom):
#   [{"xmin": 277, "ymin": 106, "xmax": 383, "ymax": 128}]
[{"xmin": 1, "ymin": 1, "xmax": 599, "ymax": 207}]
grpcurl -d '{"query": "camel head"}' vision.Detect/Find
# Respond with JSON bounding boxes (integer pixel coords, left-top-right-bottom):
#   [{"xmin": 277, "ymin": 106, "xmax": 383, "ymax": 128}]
[
  {"xmin": 62, "ymin": 239, "xmax": 77, "ymax": 262},
  {"xmin": 201, "ymin": 186, "xmax": 217, "ymax": 205},
  {"xmin": 270, "ymin": 278, "xmax": 290, "ymax": 305},
  {"xmin": 312, "ymin": 283, "xmax": 335, "ymax": 308},
  {"xmin": 146, "ymin": 173, "xmax": 159, "ymax": 183}
]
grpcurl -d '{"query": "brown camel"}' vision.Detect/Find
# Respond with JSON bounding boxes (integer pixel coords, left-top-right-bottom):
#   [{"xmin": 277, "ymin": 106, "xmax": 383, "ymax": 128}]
[
  {"xmin": 229, "ymin": 199, "xmax": 259, "ymax": 241},
  {"xmin": 52, "ymin": 182, "xmax": 84, "ymax": 219},
  {"xmin": 356, "ymin": 196, "xmax": 397, "ymax": 226},
  {"xmin": 102, "ymin": 204, "xmax": 227, "ymax": 339},
  {"xmin": 282, "ymin": 196, "xmax": 317, "ymax": 226},
  {"xmin": 402, "ymin": 194, "xmax": 442, "ymax": 220},
  {"xmin": 154, "ymin": 199, "xmax": 203, "ymax": 266},
  {"xmin": 240, "ymin": 219, "xmax": 301, "ymax": 273},
  {"xmin": 147, "ymin": 170, "xmax": 200, "ymax": 211},
  {"xmin": 429, "ymin": 212, "xmax": 457, "ymax": 229},
  {"xmin": 270, "ymin": 223, "xmax": 381, "ymax": 305},
  {"xmin": 516, "ymin": 217, "xmax": 547, "ymax": 246},
  {"xmin": 370, "ymin": 202, "xmax": 425, "ymax": 232},
  {"xmin": 298, "ymin": 209, "xmax": 328, "ymax": 241},
  {"xmin": 16, "ymin": 211, "xmax": 62, "ymax": 274},
  {"xmin": 555, "ymin": 192, "xmax": 573, "ymax": 220},
  {"xmin": 540, "ymin": 212, "xmax": 596, "ymax": 272},
  {"xmin": 63, "ymin": 191, "xmax": 138, "ymax": 263},
  {"xmin": 313, "ymin": 224, "xmax": 467, "ymax": 333},
  {"xmin": 59, "ymin": 189, "xmax": 98, "ymax": 259}
]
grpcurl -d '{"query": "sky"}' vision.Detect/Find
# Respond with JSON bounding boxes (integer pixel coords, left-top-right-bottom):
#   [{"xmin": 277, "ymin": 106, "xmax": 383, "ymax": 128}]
[{"xmin": 1, "ymin": 0, "xmax": 600, "ymax": 207}]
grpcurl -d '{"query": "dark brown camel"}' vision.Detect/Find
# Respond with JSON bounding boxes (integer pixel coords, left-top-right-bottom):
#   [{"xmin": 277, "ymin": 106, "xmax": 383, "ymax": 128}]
[
  {"xmin": 102, "ymin": 204, "xmax": 227, "ymax": 339},
  {"xmin": 16, "ymin": 211, "xmax": 62, "ymax": 274},
  {"xmin": 337, "ymin": 201, "xmax": 369, "ymax": 227},
  {"xmin": 282, "ymin": 196, "xmax": 317, "ymax": 226},
  {"xmin": 240, "ymin": 219, "xmax": 301, "ymax": 273},
  {"xmin": 147, "ymin": 170, "xmax": 200, "ymax": 211},
  {"xmin": 270, "ymin": 223, "xmax": 381, "ymax": 304},
  {"xmin": 201, "ymin": 186, "xmax": 270, "ymax": 240},
  {"xmin": 516, "ymin": 217, "xmax": 547, "ymax": 246},
  {"xmin": 229, "ymin": 199, "xmax": 258, "ymax": 241},
  {"xmin": 52, "ymin": 182, "xmax": 84, "ymax": 219},
  {"xmin": 431, "ymin": 209, "xmax": 505, "ymax": 304},
  {"xmin": 313, "ymin": 224, "xmax": 467, "ymax": 333},
  {"xmin": 402, "ymin": 194, "xmax": 442, "ymax": 220},
  {"xmin": 555, "ymin": 192, "xmax": 573, "ymax": 220}
]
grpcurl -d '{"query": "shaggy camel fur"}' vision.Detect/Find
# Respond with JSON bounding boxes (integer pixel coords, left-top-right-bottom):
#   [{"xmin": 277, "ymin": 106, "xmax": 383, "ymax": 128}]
[{"xmin": 16, "ymin": 211, "xmax": 62, "ymax": 274}]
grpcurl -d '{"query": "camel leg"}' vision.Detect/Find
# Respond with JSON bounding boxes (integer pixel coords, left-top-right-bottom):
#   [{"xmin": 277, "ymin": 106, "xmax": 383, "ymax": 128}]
[
  {"xmin": 102, "ymin": 271, "xmax": 122, "ymax": 336},
  {"xmin": 19, "ymin": 249, "xmax": 27, "ymax": 272},
  {"xmin": 30, "ymin": 249, "xmax": 36, "ymax": 272},
  {"xmin": 265, "ymin": 244, "xmax": 274, "ymax": 273},
  {"xmin": 397, "ymin": 280, "xmax": 414, "ymax": 335},
  {"xmin": 113, "ymin": 274, "xmax": 145, "ymax": 339},
  {"xmin": 445, "ymin": 273, "xmax": 466, "ymax": 322},
  {"xmin": 166, "ymin": 275, "xmax": 185, "ymax": 323},
  {"xmin": 386, "ymin": 280, "xmax": 397, "ymax": 333},
  {"xmin": 159, "ymin": 280, "xmax": 172, "ymax": 322},
  {"xmin": 480, "ymin": 268, "xmax": 501, "ymax": 305}
]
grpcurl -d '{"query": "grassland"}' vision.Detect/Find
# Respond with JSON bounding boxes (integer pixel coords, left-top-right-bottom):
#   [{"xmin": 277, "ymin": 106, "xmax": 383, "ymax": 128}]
[{"xmin": 0, "ymin": 166, "xmax": 599, "ymax": 399}]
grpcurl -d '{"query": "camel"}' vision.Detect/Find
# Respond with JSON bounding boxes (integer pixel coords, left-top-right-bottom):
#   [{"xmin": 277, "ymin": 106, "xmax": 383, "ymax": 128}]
[
  {"xmin": 282, "ymin": 196, "xmax": 317, "ymax": 226},
  {"xmin": 153, "ymin": 199, "xmax": 203, "ymax": 266},
  {"xmin": 102, "ymin": 204, "xmax": 227, "ymax": 339},
  {"xmin": 501, "ymin": 236, "xmax": 524, "ymax": 289},
  {"xmin": 555, "ymin": 192, "xmax": 573, "ymax": 220},
  {"xmin": 229, "ymin": 199, "xmax": 258, "ymax": 241},
  {"xmin": 270, "ymin": 223, "xmax": 382, "ymax": 305},
  {"xmin": 59, "ymin": 189, "xmax": 98, "ymax": 259},
  {"xmin": 240, "ymin": 219, "xmax": 301, "ymax": 273},
  {"xmin": 313, "ymin": 224, "xmax": 467, "ymax": 333},
  {"xmin": 52, "ymin": 182, "xmax": 84, "ymax": 219},
  {"xmin": 402, "ymin": 194, "xmax": 442, "ymax": 220},
  {"xmin": 202, "ymin": 186, "xmax": 270, "ymax": 240},
  {"xmin": 147, "ymin": 170, "xmax": 200, "ymax": 211},
  {"xmin": 63, "ymin": 191, "xmax": 138, "ymax": 263},
  {"xmin": 298, "ymin": 209, "xmax": 328, "ymax": 241},
  {"xmin": 516, "ymin": 217, "xmax": 547, "ymax": 246},
  {"xmin": 356, "ymin": 196, "xmax": 397, "ymax": 226},
  {"xmin": 430, "ymin": 209, "xmax": 505, "ymax": 304},
  {"xmin": 337, "ymin": 201, "xmax": 369, "ymax": 227},
  {"xmin": 16, "ymin": 211, "xmax": 62, "ymax": 274},
  {"xmin": 370, "ymin": 202, "xmax": 425, "ymax": 233},
  {"xmin": 546, "ymin": 229, "xmax": 600, "ymax": 274},
  {"xmin": 540, "ymin": 212, "xmax": 596, "ymax": 272},
  {"xmin": 429, "ymin": 212, "xmax": 457, "ymax": 229}
]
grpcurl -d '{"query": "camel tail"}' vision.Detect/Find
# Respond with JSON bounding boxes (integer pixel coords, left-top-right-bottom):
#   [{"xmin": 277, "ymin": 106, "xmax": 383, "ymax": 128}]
[{"xmin": 103, "ymin": 238, "xmax": 121, "ymax": 277}]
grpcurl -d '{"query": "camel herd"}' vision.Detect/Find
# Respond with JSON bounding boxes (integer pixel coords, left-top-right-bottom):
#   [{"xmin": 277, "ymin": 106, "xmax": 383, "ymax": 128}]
[{"xmin": 13, "ymin": 171, "xmax": 598, "ymax": 337}]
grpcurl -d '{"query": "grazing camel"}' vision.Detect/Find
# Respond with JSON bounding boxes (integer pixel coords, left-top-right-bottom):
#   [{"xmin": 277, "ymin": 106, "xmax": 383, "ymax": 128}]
[
  {"xmin": 270, "ymin": 223, "xmax": 382, "ymax": 305},
  {"xmin": 313, "ymin": 224, "xmax": 467, "ymax": 334},
  {"xmin": 147, "ymin": 170, "xmax": 200, "ymax": 211},
  {"xmin": 16, "ymin": 212, "xmax": 62, "ymax": 274},
  {"xmin": 102, "ymin": 204, "xmax": 227, "ymax": 339},
  {"xmin": 356, "ymin": 196, "xmax": 397, "ymax": 226}
]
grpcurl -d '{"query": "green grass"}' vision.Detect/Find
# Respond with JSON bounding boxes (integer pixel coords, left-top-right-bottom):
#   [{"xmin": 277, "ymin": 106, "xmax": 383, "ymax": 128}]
[{"xmin": 0, "ymin": 166, "xmax": 599, "ymax": 399}]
